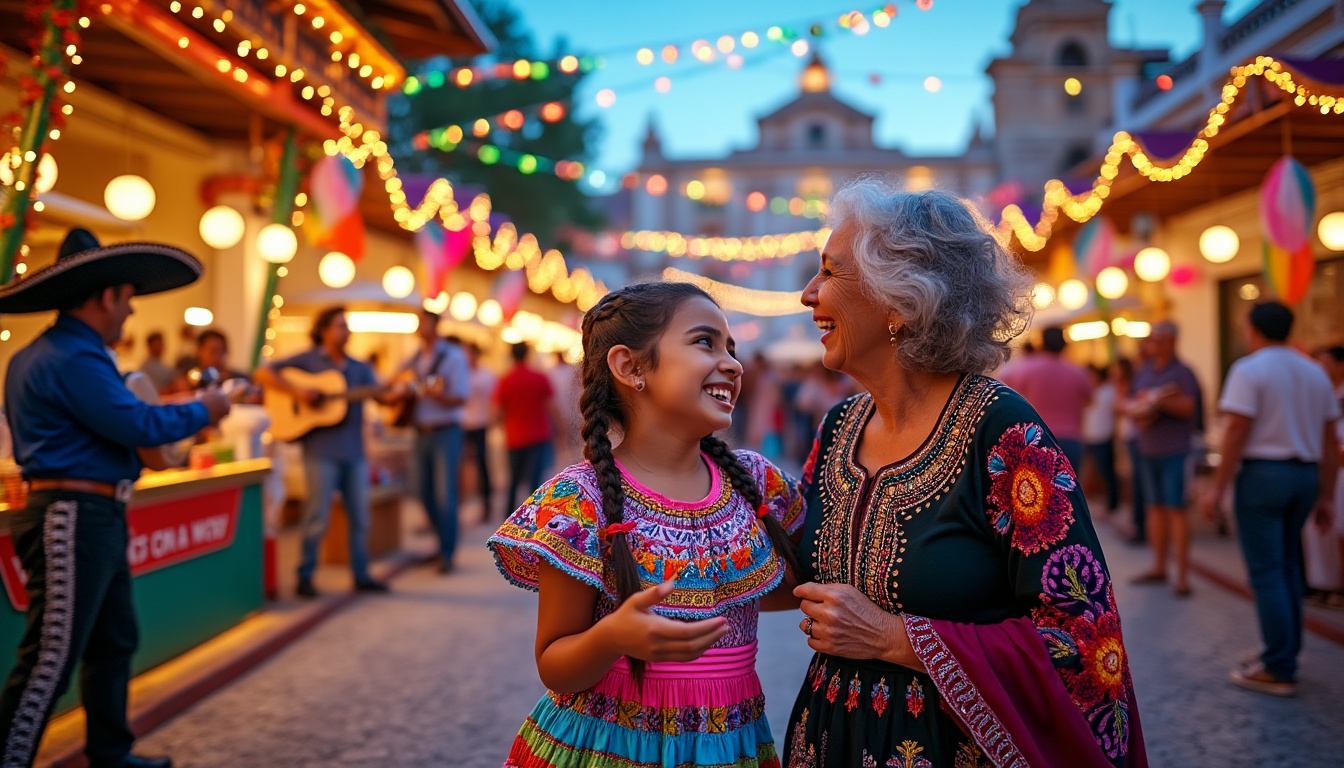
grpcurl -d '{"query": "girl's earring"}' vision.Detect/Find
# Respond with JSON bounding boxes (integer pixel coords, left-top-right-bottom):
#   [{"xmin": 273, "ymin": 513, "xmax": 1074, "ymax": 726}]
[{"xmin": 635, "ymin": 379, "xmax": 645, "ymax": 392}]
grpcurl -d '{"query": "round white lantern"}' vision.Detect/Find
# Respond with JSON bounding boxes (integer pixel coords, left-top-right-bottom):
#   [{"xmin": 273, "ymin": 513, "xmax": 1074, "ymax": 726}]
[
  {"xmin": 1058, "ymin": 278, "xmax": 1089, "ymax": 310},
  {"xmin": 449, "ymin": 292, "xmax": 478, "ymax": 322},
  {"xmin": 382, "ymin": 266, "xmax": 415, "ymax": 298},
  {"xmin": 1318, "ymin": 211, "xmax": 1344, "ymax": 251},
  {"xmin": 1199, "ymin": 225, "xmax": 1239, "ymax": 263},
  {"xmin": 199, "ymin": 205, "xmax": 246, "ymax": 250},
  {"xmin": 1133, "ymin": 246, "xmax": 1171, "ymax": 282},
  {"xmin": 318, "ymin": 251, "xmax": 356, "ymax": 288},
  {"xmin": 1030, "ymin": 282, "xmax": 1055, "ymax": 309},
  {"xmin": 477, "ymin": 299, "xmax": 503, "ymax": 327},
  {"xmin": 183, "ymin": 307, "xmax": 214, "ymax": 327},
  {"xmin": 1095, "ymin": 267, "xmax": 1129, "ymax": 299},
  {"xmin": 104, "ymin": 174, "xmax": 156, "ymax": 222},
  {"xmin": 257, "ymin": 223, "xmax": 298, "ymax": 264}
]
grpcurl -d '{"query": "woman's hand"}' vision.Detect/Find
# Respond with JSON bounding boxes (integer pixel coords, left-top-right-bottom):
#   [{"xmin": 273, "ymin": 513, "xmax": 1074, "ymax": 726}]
[
  {"xmin": 794, "ymin": 582, "xmax": 923, "ymax": 671},
  {"xmin": 598, "ymin": 580, "xmax": 731, "ymax": 662}
]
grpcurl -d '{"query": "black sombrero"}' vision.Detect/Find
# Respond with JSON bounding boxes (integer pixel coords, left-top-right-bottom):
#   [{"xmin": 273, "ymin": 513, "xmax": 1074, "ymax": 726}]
[{"xmin": 0, "ymin": 228, "xmax": 203, "ymax": 314}]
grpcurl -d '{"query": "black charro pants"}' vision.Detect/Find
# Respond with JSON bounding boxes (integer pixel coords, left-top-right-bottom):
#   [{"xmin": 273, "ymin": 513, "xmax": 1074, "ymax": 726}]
[{"xmin": 0, "ymin": 491, "xmax": 137, "ymax": 768}]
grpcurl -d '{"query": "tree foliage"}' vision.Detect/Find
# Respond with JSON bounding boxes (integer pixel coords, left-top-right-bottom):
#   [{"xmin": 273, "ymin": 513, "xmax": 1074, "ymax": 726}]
[{"xmin": 390, "ymin": 0, "xmax": 603, "ymax": 245}]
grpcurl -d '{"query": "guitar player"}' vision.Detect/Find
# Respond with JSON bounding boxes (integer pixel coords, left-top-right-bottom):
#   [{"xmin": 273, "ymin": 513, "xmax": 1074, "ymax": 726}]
[
  {"xmin": 254, "ymin": 305, "xmax": 404, "ymax": 598},
  {"xmin": 396, "ymin": 309, "xmax": 469, "ymax": 573}
]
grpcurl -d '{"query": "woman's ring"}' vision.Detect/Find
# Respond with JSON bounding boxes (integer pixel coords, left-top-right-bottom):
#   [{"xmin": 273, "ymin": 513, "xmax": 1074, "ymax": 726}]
[{"xmin": 802, "ymin": 617, "xmax": 815, "ymax": 638}]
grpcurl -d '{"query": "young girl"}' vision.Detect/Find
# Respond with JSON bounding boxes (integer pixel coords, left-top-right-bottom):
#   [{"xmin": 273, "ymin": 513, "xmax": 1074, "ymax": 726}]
[{"xmin": 488, "ymin": 282, "xmax": 804, "ymax": 768}]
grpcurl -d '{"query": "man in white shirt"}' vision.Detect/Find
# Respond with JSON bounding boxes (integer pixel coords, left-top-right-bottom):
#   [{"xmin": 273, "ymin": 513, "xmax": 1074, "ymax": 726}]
[{"xmin": 1202, "ymin": 302, "xmax": 1340, "ymax": 697}]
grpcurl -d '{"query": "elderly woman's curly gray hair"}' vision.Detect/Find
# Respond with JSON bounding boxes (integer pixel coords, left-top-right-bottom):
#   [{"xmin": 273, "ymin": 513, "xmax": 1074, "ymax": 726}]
[{"xmin": 828, "ymin": 179, "xmax": 1033, "ymax": 374}]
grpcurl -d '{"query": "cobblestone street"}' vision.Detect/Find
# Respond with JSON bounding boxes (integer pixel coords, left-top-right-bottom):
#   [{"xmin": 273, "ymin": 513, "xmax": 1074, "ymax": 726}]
[{"xmin": 135, "ymin": 518, "xmax": 1344, "ymax": 768}]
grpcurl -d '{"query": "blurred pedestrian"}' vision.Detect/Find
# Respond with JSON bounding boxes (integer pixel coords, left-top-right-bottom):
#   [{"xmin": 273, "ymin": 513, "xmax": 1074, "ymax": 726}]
[
  {"xmin": 1003, "ymin": 326, "xmax": 1092, "ymax": 471},
  {"xmin": 399, "ymin": 311, "xmax": 469, "ymax": 573},
  {"xmin": 1308, "ymin": 346, "xmax": 1344, "ymax": 605},
  {"xmin": 1083, "ymin": 363, "xmax": 1120, "ymax": 514},
  {"xmin": 1113, "ymin": 356, "xmax": 1147, "ymax": 543},
  {"xmin": 1127, "ymin": 321, "xmax": 1203, "ymax": 596},
  {"xmin": 138, "ymin": 330, "xmax": 175, "ymax": 392},
  {"xmin": 494, "ymin": 343, "xmax": 559, "ymax": 516},
  {"xmin": 996, "ymin": 339, "xmax": 1035, "ymax": 390},
  {"xmin": 545, "ymin": 352, "xmax": 581, "ymax": 471},
  {"xmin": 1201, "ymin": 302, "xmax": 1339, "ymax": 696},
  {"xmin": 462, "ymin": 342, "xmax": 497, "ymax": 519}
]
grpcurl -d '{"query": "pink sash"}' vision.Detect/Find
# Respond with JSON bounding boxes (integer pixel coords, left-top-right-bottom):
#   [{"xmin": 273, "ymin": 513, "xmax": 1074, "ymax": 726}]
[{"xmin": 611, "ymin": 641, "xmax": 758, "ymax": 679}]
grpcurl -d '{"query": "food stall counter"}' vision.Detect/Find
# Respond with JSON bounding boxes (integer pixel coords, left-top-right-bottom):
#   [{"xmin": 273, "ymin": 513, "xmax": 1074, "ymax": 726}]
[{"xmin": 0, "ymin": 458, "xmax": 271, "ymax": 713}]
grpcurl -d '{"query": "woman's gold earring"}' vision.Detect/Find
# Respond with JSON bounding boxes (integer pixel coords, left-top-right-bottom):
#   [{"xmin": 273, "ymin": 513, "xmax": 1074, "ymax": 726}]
[{"xmin": 888, "ymin": 323, "xmax": 899, "ymax": 347}]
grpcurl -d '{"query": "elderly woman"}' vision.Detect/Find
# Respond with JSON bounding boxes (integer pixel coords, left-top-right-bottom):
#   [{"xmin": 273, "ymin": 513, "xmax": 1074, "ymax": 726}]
[{"xmin": 785, "ymin": 181, "xmax": 1146, "ymax": 768}]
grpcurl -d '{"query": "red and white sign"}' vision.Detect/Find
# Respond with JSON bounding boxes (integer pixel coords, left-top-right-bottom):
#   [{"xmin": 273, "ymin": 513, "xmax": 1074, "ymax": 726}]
[
  {"xmin": 1, "ymin": 487, "xmax": 243, "ymax": 611},
  {"xmin": 126, "ymin": 488, "xmax": 242, "ymax": 576}
]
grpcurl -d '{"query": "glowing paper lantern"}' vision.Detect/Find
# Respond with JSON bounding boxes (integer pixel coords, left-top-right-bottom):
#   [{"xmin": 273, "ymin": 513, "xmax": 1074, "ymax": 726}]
[
  {"xmin": 319, "ymin": 251, "xmax": 356, "ymax": 288},
  {"xmin": 1133, "ymin": 247, "xmax": 1171, "ymax": 282},
  {"xmin": 34, "ymin": 153, "xmax": 57, "ymax": 194},
  {"xmin": 183, "ymin": 307, "xmax": 214, "ymax": 327},
  {"xmin": 382, "ymin": 266, "xmax": 415, "ymax": 298},
  {"xmin": 1318, "ymin": 211, "xmax": 1344, "ymax": 251},
  {"xmin": 1095, "ymin": 267, "xmax": 1129, "ymax": 299},
  {"xmin": 1260, "ymin": 156, "xmax": 1316, "ymax": 303},
  {"xmin": 1030, "ymin": 282, "xmax": 1055, "ymax": 309},
  {"xmin": 257, "ymin": 223, "xmax": 297, "ymax": 263},
  {"xmin": 477, "ymin": 299, "xmax": 503, "ymax": 326},
  {"xmin": 1058, "ymin": 279, "xmax": 1089, "ymax": 310},
  {"xmin": 1198, "ymin": 225, "xmax": 1239, "ymax": 263},
  {"xmin": 1072, "ymin": 216, "xmax": 1116, "ymax": 278},
  {"xmin": 104, "ymin": 174, "xmax": 156, "ymax": 221},
  {"xmin": 199, "ymin": 205, "xmax": 246, "ymax": 249},
  {"xmin": 449, "ymin": 292, "xmax": 478, "ymax": 322}
]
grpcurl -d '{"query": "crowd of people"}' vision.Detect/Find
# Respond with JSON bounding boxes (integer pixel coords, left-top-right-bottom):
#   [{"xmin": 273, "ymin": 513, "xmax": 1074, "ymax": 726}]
[{"xmin": 1002, "ymin": 309, "xmax": 1343, "ymax": 696}]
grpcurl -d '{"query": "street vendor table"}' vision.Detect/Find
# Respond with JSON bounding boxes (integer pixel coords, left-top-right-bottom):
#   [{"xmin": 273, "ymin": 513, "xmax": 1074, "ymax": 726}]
[{"xmin": 0, "ymin": 458, "xmax": 271, "ymax": 713}]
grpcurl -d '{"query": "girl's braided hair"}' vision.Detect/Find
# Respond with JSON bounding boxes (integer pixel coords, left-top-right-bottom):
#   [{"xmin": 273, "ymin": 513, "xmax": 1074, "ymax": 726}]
[{"xmin": 579, "ymin": 282, "xmax": 800, "ymax": 680}]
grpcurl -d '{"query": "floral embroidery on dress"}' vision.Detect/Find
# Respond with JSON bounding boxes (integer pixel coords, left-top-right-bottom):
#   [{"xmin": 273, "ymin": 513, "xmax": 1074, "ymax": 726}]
[
  {"xmin": 887, "ymin": 740, "xmax": 933, "ymax": 768},
  {"xmin": 1032, "ymin": 543, "xmax": 1133, "ymax": 761},
  {"xmin": 825, "ymin": 671, "xmax": 842, "ymax": 703},
  {"xmin": 905, "ymin": 678, "xmax": 924, "ymax": 718},
  {"xmin": 788, "ymin": 709, "xmax": 815, "ymax": 768},
  {"xmin": 987, "ymin": 422, "xmax": 1077, "ymax": 555},
  {"xmin": 871, "ymin": 677, "xmax": 890, "ymax": 718},
  {"xmin": 953, "ymin": 740, "xmax": 986, "ymax": 768},
  {"xmin": 845, "ymin": 674, "xmax": 862, "ymax": 712},
  {"xmin": 863, "ymin": 751, "xmax": 878, "ymax": 768},
  {"xmin": 811, "ymin": 660, "xmax": 828, "ymax": 693}
]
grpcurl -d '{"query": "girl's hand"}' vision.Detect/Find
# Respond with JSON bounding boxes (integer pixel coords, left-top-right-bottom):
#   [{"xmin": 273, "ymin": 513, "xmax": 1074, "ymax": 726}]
[
  {"xmin": 600, "ymin": 580, "xmax": 731, "ymax": 662},
  {"xmin": 793, "ymin": 582, "xmax": 922, "ymax": 671}
]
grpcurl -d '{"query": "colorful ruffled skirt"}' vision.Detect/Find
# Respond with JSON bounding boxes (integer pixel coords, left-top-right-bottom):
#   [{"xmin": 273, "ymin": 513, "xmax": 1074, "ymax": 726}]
[{"xmin": 504, "ymin": 642, "xmax": 779, "ymax": 768}]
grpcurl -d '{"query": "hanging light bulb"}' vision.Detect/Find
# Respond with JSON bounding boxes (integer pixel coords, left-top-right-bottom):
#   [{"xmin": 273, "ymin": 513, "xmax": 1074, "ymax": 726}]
[
  {"xmin": 104, "ymin": 174, "xmax": 156, "ymax": 221},
  {"xmin": 199, "ymin": 205, "xmax": 246, "ymax": 249},
  {"xmin": 1317, "ymin": 211, "xmax": 1344, "ymax": 251},
  {"xmin": 1058, "ymin": 278, "xmax": 1089, "ymax": 310},
  {"xmin": 1133, "ymin": 247, "xmax": 1171, "ymax": 282},
  {"xmin": 257, "ymin": 223, "xmax": 298, "ymax": 263},
  {"xmin": 477, "ymin": 299, "xmax": 503, "ymax": 327},
  {"xmin": 1095, "ymin": 267, "xmax": 1129, "ymax": 299},
  {"xmin": 318, "ymin": 251, "xmax": 356, "ymax": 287},
  {"xmin": 34, "ymin": 154, "xmax": 58, "ymax": 194},
  {"xmin": 1198, "ymin": 225, "xmax": 1239, "ymax": 263},
  {"xmin": 382, "ymin": 265, "xmax": 415, "ymax": 298},
  {"xmin": 449, "ymin": 292, "xmax": 478, "ymax": 322}
]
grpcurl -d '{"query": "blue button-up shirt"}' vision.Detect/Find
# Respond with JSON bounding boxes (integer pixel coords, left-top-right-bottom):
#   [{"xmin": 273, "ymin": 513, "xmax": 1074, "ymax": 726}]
[
  {"xmin": 271, "ymin": 347, "xmax": 376, "ymax": 462},
  {"xmin": 5, "ymin": 315, "xmax": 210, "ymax": 484}
]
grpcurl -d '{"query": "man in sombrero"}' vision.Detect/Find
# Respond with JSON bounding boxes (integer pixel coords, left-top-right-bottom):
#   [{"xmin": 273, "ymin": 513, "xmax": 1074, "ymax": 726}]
[{"xmin": 0, "ymin": 229, "xmax": 232, "ymax": 768}]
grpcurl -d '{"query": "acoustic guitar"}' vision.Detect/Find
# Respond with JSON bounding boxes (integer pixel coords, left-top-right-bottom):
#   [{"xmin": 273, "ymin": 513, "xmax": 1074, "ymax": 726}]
[{"xmin": 264, "ymin": 368, "xmax": 403, "ymax": 442}]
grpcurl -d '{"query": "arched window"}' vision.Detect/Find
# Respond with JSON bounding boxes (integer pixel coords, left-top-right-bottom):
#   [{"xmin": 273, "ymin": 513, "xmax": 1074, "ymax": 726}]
[
  {"xmin": 808, "ymin": 123, "xmax": 826, "ymax": 147},
  {"xmin": 1060, "ymin": 145, "xmax": 1092, "ymax": 174},
  {"xmin": 1057, "ymin": 41, "xmax": 1088, "ymax": 68}
]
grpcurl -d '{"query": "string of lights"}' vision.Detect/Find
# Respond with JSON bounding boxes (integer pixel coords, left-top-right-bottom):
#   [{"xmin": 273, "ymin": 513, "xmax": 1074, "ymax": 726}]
[
  {"xmin": 625, "ymin": 228, "xmax": 831, "ymax": 261},
  {"xmin": 404, "ymin": 2, "xmax": 925, "ymax": 91},
  {"xmin": 662, "ymin": 268, "xmax": 809, "ymax": 316},
  {"xmin": 997, "ymin": 56, "xmax": 1344, "ymax": 251}
]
